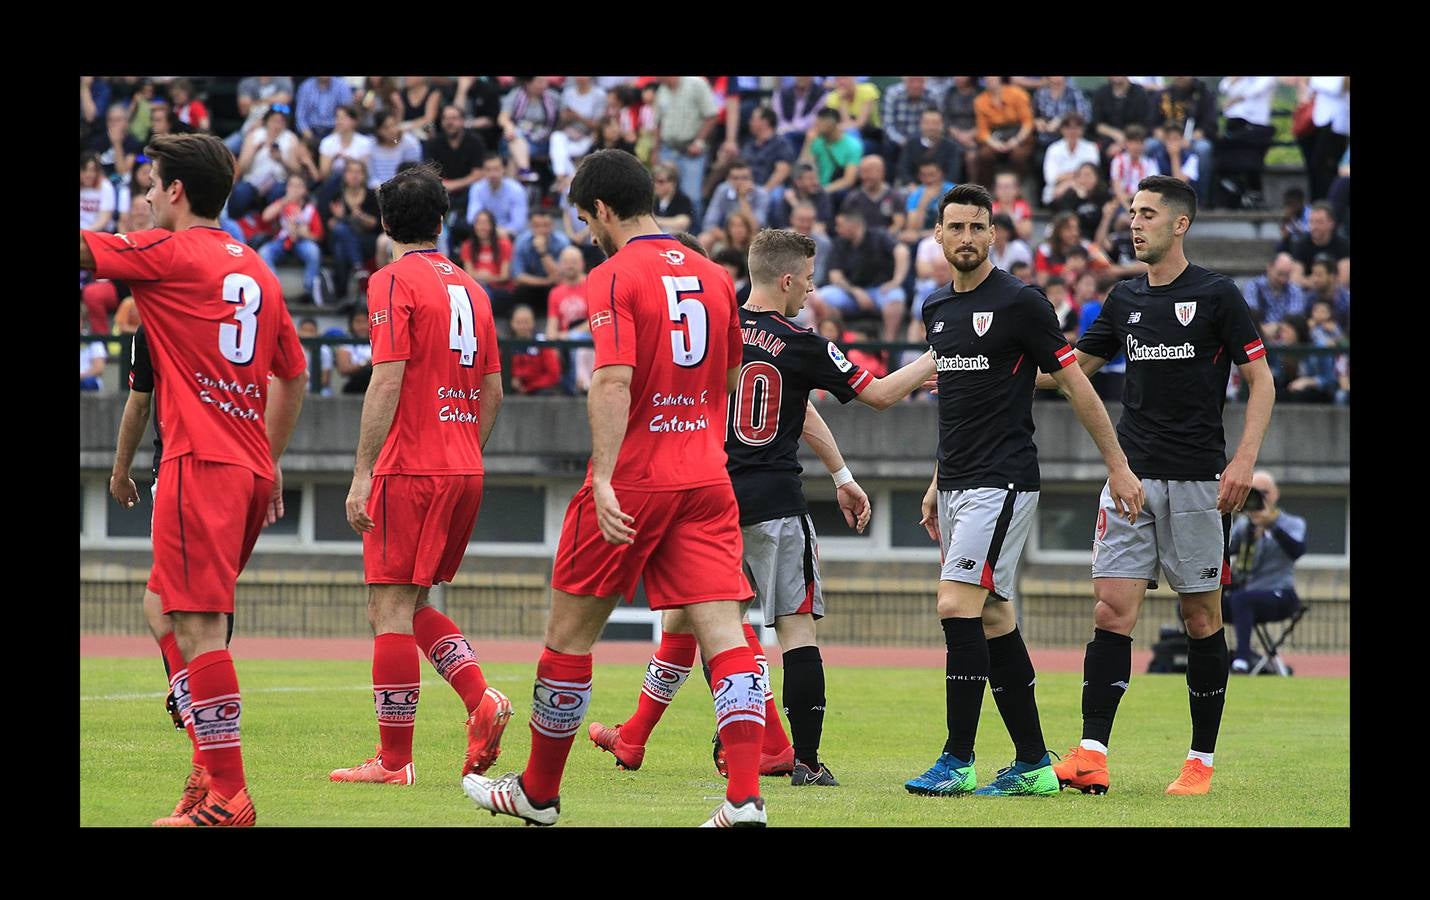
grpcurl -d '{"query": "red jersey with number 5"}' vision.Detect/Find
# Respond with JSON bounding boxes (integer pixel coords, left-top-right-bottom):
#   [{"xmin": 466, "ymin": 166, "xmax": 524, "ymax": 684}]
[
  {"xmin": 83, "ymin": 226, "xmax": 306, "ymax": 480},
  {"xmin": 367, "ymin": 249, "xmax": 502, "ymax": 476},
  {"xmin": 586, "ymin": 233, "xmax": 742, "ymax": 491}
]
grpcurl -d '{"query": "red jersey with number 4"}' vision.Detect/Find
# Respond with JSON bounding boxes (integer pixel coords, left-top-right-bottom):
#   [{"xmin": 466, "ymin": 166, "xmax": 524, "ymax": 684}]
[
  {"xmin": 586, "ymin": 233, "xmax": 742, "ymax": 491},
  {"xmin": 368, "ymin": 249, "xmax": 502, "ymax": 476},
  {"xmin": 83, "ymin": 226, "xmax": 306, "ymax": 480}
]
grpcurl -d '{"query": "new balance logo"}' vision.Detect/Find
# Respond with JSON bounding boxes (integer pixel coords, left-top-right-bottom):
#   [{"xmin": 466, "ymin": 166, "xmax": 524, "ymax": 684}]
[
  {"xmin": 1200, "ymin": 567, "xmax": 1219, "ymax": 580},
  {"xmin": 1111, "ymin": 681, "xmax": 1130, "ymax": 692},
  {"xmin": 1128, "ymin": 311, "xmax": 1141, "ymax": 324},
  {"xmin": 931, "ymin": 321, "xmax": 944, "ymax": 333},
  {"xmin": 953, "ymin": 557, "xmax": 976, "ymax": 570}
]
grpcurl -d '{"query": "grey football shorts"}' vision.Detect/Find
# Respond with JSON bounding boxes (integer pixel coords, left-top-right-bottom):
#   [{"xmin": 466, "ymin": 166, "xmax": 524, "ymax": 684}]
[
  {"xmin": 742, "ymin": 514, "xmax": 823, "ymax": 628},
  {"xmin": 1091, "ymin": 479, "xmax": 1230, "ymax": 594},
  {"xmin": 937, "ymin": 487, "xmax": 1038, "ymax": 602}
]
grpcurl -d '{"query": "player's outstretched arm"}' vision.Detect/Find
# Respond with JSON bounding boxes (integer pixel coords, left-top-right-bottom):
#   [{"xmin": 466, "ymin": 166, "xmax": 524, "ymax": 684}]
[
  {"xmin": 588, "ymin": 364, "xmax": 636, "ymax": 545},
  {"xmin": 478, "ymin": 371, "xmax": 504, "ymax": 450},
  {"xmin": 345, "ymin": 361, "xmax": 403, "ymax": 534},
  {"xmin": 265, "ymin": 371, "xmax": 307, "ymax": 526},
  {"xmin": 1051, "ymin": 362, "xmax": 1143, "ymax": 524},
  {"xmin": 1034, "ymin": 349, "xmax": 1105, "ymax": 392},
  {"xmin": 110, "ymin": 388, "xmax": 152, "ymax": 509},
  {"xmin": 802, "ymin": 401, "xmax": 870, "ymax": 533},
  {"xmin": 1219, "ymin": 356, "xmax": 1275, "ymax": 514},
  {"xmin": 858, "ymin": 350, "xmax": 936, "ymax": 410}
]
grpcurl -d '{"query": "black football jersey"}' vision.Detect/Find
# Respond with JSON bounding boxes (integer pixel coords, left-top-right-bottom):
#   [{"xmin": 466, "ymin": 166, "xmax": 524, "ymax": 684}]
[
  {"xmin": 127, "ymin": 325, "xmax": 163, "ymax": 480},
  {"xmin": 725, "ymin": 307, "xmax": 870, "ymax": 525},
  {"xmin": 1078, "ymin": 264, "xmax": 1264, "ymax": 481},
  {"xmin": 922, "ymin": 267, "xmax": 1076, "ymax": 491}
]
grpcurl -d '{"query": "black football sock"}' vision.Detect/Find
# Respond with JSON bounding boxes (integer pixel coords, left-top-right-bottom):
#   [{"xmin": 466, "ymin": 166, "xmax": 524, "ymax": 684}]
[
  {"xmin": 1186, "ymin": 628, "xmax": 1229, "ymax": 755},
  {"xmin": 781, "ymin": 645, "xmax": 826, "ymax": 768},
  {"xmin": 941, "ymin": 617, "xmax": 988, "ymax": 761},
  {"xmin": 987, "ymin": 628, "xmax": 1046, "ymax": 765},
  {"xmin": 1082, "ymin": 628, "xmax": 1133, "ymax": 748}
]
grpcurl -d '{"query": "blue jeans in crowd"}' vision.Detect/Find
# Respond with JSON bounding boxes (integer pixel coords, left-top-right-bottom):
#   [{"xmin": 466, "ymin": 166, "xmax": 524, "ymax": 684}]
[
  {"xmin": 1145, "ymin": 136, "xmax": 1215, "ymax": 206},
  {"xmin": 229, "ymin": 180, "xmax": 287, "ymax": 219},
  {"xmin": 663, "ymin": 142, "xmax": 708, "ymax": 225},
  {"xmin": 328, "ymin": 221, "xmax": 377, "ymax": 300},
  {"xmin": 819, "ymin": 283, "xmax": 908, "ymax": 316},
  {"xmin": 260, "ymin": 238, "xmax": 323, "ymax": 298}
]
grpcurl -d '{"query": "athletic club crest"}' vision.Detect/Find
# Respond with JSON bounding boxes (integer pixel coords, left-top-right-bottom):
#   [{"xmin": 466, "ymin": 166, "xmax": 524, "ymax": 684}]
[
  {"xmin": 972, "ymin": 312, "xmax": 993, "ymax": 337},
  {"xmin": 1175, "ymin": 301, "xmax": 1197, "ymax": 326}
]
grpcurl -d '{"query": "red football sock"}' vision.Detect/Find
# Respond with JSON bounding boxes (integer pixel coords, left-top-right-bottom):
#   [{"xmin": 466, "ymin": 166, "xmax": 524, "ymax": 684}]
[
  {"xmin": 372, "ymin": 633, "xmax": 420, "ymax": 770},
  {"xmin": 157, "ymin": 632, "xmax": 200, "ymax": 760},
  {"xmin": 412, "ymin": 607, "xmax": 489, "ymax": 713},
  {"xmin": 186, "ymin": 650, "xmax": 246, "ymax": 798},
  {"xmin": 621, "ymin": 631, "xmax": 697, "ymax": 746},
  {"xmin": 709, "ymin": 645, "xmax": 765, "ymax": 804},
  {"xmin": 523, "ymin": 648, "xmax": 592, "ymax": 805},
  {"xmin": 743, "ymin": 624, "xmax": 791, "ymax": 755}
]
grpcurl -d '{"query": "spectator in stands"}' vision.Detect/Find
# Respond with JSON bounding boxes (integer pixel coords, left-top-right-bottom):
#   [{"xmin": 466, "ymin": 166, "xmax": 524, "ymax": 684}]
[
  {"xmin": 127, "ymin": 78, "xmax": 158, "ymax": 143},
  {"xmin": 118, "ymin": 193, "xmax": 152, "ymax": 234},
  {"xmin": 259, "ymin": 175, "xmax": 326, "ymax": 303},
  {"xmin": 1095, "ymin": 204, "xmax": 1145, "ymax": 280},
  {"xmin": 653, "ymin": 76, "xmax": 721, "ymax": 221},
  {"xmin": 652, "ymin": 162, "xmax": 695, "ymax": 233},
  {"xmin": 1150, "ymin": 119, "xmax": 1201, "ymax": 194},
  {"xmin": 701, "ymin": 159, "xmax": 770, "ymax": 244},
  {"xmin": 820, "ymin": 310, "xmax": 887, "ymax": 379},
  {"xmin": 393, "ymin": 75, "xmax": 441, "ymax": 139},
  {"xmin": 988, "ymin": 212, "xmax": 1033, "ymax": 273},
  {"xmin": 507, "ymin": 304, "xmax": 564, "ymax": 395},
  {"xmin": 1075, "ymin": 274, "xmax": 1127, "ymax": 400},
  {"xmin": 1032, "ymin": 76, "xmax": 1092, "ymax": 161},
  {"xmin": 1299, "ymin": 76, "xmax": 1350, "ymax": 202},
  {"xmin": 510, "ymin": 209, "xmax": 570, "ymax": 321},
  {"xmin": 147, "ymin": 102, "xmax": 183, "ymax": 140},
  {"xmin": 1280, "ymin": 298, "xmax": 1343, "ymax": 403},
  {"xmin": 1051, "ymin": 162, "xmax": 1115, "ymax": 241},
  {"xmin": 465, "ymin": 153, "xmax": 528, "ymax": 239},
  {"xmin": 1109, "ymin": 124, "xmax": 1159, "ymax": 210},
  {"xmin": 368, "ymin": 110, "xmax": 425, "ymax": 192},
  {"xmin": 1215, "ymin": 76, "xmax": 1277, "ymax": 209},
  {"xmin": 912, "ymin": 227, "xmax": 953, "ymax": 322},
  {"xmin": 592, "ymin": 112, "xmax": 637, "ymax": 157},
  {"xmin": 1043, "ymin": 276, "xmax": 1078, "ymax": 341},
  {"xmin": 226, "ymin": 75, "xmax": 294, "ymax": 154},
  {"xmin": 711, "ymin": 210, "xmax": 757, "ymax": 259},
  {"xmin": 324, "ymin": 159, "xmax": 381, "ymax": 302},
  {"xmin": 424, "ymin": 105, "xmax": 488, "ymax": 236},
  {"xmin": 550, "ymin": 76, "xmax": 607, "ymax": 193},
  {"xmin": 297, "ymin": 317, "xmax": 331, "ymax": 395},
  {"xmin": 897, "ymin": 109, "xmax": 963, "ymax": 187},
  {"xmin": 769, "ymin": 162, "xmax": 834, "ymax": 231},
  {"xmin": 840, "ymin": 155, "xmax": 905, "ymax": 235},
  {"xmin": 500, "ymin": 76, "xmax": 561, "ymax": 184},
  {"xmin": 1280, "ymin": 186, "xmax": 1311, "ymax": 243},
  {"xmin": 1091, "ymin": 75, "xmax": 1155, "ymax": 161},
  {"xmin": 1035, "ymin": 210, "xmax": 1109, "ymax": 284},
  {"xmin": 821, "ymin": 209, "xmax": 909, "ymax": 343},
  {"xmin": 294, "ymin": 76, "xmax": 352, "ymax": 145},
  {"xmin": 881, "ymin": 76, "xmax": 942, "ymax": 170},
  {"xmin": 336, "ymin": 306, "xmax": 373, "ymax": 394},
  {"xmin": 80, "ymin": 311, "xmax": 107, "ymax": 392},
  {"xmin": 120, "ymin": 155, "xmax": 154, "ymax": 214},
  {"xmin": 356, "ymin": 76, "xmax": 399, "ymax": 133},
  {"xmin": 164, "ymin": 78, "xmax": 208, "ymax": 133},
  {"xmin": 800, "ymin": 107, "xmax": 862, "ymax": 197},
  {"xmin": 823, "ymin": 76, "xmax": 882, "ymax": 153},
  {"xmin": 992, "ymin": 170, "xmax": 1034, "ymax": 241},
  {"xmin": 461, "ymin": 208, "xmax": 515, "ymax": 317},
  {"xmin": 973, "ymin": 76, "xmax": 1034, "ymax": 187},
  {"xmin": 1009, "ymin": 260, "xmax": 1034, "ymax": 284},
  {"xmin": 232, "ymin": 105, "xmax": 312, "ymax": 218},
  {"xmin": 318, "ymin": 105, "xmax": 374, "ymax": 189},
  {"xmin": 772, "ymin": 75, "xmax": 825, "ymax": 156},
  {"xmin": 545, "ymin": 246, "xmax": 589, "ymax": 338},
  {"xmin": 1278, "ymin": 201, "xmax": 1350, "ymax": 287},
  {"xmin": 80, "ymin": 153, "xmax": 117, "ymax": 233},
  {"xmin": 89, "ymin": 103, "xmax": 143, "ymax": 179},
  {"xmin": 609, "ymin": 85, "xmax": 656, "ymax": 163},
  {"xmin": 1306, "ymin": 254, "xmax": 1350, "ymax": 332},
  {"xmin": 1041, "ymin": 113, "xmax": 1100, "ymax": 205},
  {"xmin": 1152, "ymin": 76, "xmax": 1217, "ymax": 205},
  {"xmin": 452, "ymin": 75, "xmax": 505, "ymax": 152},
  {"xmin": 1224, "ymin": 471, "xmax": 1307, "ymax": 672},
  {"xmin": 713, "ymin": 247, "xmax": 752, "ymax": 303},
  {"xmin": 940, "ymin": 76, "xmax": 981, "ymax": 185},
  {"xmin": 900, "ymin": 157, "xmax": 955, "ymax": 245},
  {"xmin": 787, "ymin": 202, "xmax": 834, "ymax": 289},
  {"xmin": 742, "ymin": 106, "xmax": 795, "ymax": 194},
  {"xmin": 1243, "ymin": 253, "xmax": 1307, "ymax": 327}
]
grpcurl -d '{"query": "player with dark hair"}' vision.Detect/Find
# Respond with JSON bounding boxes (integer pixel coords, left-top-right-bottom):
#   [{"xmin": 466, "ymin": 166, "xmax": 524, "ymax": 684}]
[
  {"xmin": 904, "ymin": 183, "xmax": 1142, "ymax": 797},
  {"xmin": 587, "ymin": 227, "xmax": 938, "ymax": 786},
  {"xmin": 1040, "ymin": 174, "xmax": 1274, "ymax": 796},
  {"xmin": 330, "ymin": 161, "xmax": 513, "ymax": 787},
  {"xmin": 462, "ymin": 149, "xmax": 768, "ymax": 827},
  {"xmin": 81, "ymin": 133, "xmax": 309, "ymax": 826}
]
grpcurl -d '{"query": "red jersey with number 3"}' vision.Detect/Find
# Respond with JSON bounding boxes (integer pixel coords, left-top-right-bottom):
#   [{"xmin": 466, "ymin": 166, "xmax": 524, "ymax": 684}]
[
  {"xmin": 83, "ymin": 226, "xmax": 306, "ymax": 480},
  {"xmin": 367, "ymin": 249, "xmax": 502, "ymax": 475},
  {"xmin": 586, "ymin": 233, "xmax": 742, "ymax": 491}
]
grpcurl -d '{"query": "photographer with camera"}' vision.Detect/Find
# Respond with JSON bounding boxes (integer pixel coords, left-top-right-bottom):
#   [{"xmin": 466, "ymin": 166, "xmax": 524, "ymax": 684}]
[{"xmin": 1224, "ymin": 471, "xmax": 1307, "ymax": 673}]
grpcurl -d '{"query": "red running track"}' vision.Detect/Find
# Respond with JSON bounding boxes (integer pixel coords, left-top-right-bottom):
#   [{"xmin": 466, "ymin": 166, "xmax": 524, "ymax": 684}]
[{"xmin": 80, "ymin": 635, "xmax": 1348, "ymax": 677}]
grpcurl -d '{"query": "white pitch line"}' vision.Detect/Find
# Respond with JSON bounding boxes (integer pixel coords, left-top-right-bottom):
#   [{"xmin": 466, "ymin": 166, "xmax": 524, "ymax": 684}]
[{"xmin": 80, "ymin": 674, "xmax": 522, "ymax": 703}]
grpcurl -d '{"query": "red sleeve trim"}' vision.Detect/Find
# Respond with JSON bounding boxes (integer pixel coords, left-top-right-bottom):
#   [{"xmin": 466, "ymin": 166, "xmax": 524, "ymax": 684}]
[
  {"xmin": 848, "ymin": 369, "xmax": 871, "ymax": 394},
  {"xmin": 1243, "ymin": 339, "xmax": 1266, "ymax": 361},
  {"xmin": 1055, "ymin": 344, "xmax": 1077, "ymax": 369}
]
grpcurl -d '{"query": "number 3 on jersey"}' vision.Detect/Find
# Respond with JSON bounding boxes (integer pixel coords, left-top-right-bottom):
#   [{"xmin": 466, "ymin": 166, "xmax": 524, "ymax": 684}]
[
  {"xmin": 733, "ymin": 361, "xmax": 782, "ymax": 446},
  {"xmin": 219, "ymin": 273, "xmax": 262, "ymax": 365},
  {"xmin": 448, "ymin": 285, "xmax": 478, "ymax": 367},
  {"xmin": 663, "ymin": 275, "xmax": 708, "ymax": 367}
]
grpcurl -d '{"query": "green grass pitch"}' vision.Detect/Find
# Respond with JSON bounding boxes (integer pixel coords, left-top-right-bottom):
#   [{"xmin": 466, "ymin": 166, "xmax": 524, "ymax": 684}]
[{"xmin": 80, "ymin": 657, "xmax": 1348, "ymax": 827}]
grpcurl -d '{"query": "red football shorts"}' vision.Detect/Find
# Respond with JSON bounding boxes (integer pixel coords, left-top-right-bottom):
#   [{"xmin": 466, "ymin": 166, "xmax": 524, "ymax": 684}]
[
  {"xmin": 363, "ymin": 474, "xmax": 484, "ymax": 587},
  {"xmin": 151, "ymin": 456, "xmax": 272, "ymax": 614},
  {"xmin": 551, "ymin": 481, "xmax": 753, "ymax": 609}
]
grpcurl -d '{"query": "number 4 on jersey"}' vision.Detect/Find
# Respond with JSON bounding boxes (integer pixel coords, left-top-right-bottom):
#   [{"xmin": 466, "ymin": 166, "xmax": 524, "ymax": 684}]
[{"xmin": 448, "ymin": 285, "xmax": 478, "ymax": 367}]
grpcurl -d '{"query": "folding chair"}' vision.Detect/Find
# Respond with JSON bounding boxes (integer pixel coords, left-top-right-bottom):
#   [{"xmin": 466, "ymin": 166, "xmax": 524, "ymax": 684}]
[{"xmin": 1250, "ymin": 602, "xmax": 1309, "ymax": 677}]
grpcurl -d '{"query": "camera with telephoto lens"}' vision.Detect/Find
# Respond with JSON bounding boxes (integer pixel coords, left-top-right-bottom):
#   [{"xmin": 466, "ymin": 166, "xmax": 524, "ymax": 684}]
[{"xmin": 1242, "ymin": 487, "xmax": 1265, "ymax": 512}]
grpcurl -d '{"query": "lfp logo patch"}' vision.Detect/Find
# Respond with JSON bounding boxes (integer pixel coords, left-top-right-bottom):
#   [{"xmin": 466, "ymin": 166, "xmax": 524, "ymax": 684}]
[{"xmin": 827, "ymin": 341, "xmax": 852, "ymax": 373}]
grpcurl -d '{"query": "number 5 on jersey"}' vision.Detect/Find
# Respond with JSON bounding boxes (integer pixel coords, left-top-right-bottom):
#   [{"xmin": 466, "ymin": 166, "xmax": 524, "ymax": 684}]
[{"xmin": 664, "ymin": 275, "xmax": 707, "ymax": 367}]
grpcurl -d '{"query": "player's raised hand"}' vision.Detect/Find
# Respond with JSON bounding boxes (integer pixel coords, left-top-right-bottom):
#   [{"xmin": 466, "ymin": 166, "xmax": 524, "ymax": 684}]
[
  {"xmin": 593, "ymin": 481, "xmax": 636, "ymax": 545},
  {"xmin": 1108, "ymin": 465, "xmax": 1144, "ymax": 525},
  {"xmin": 919, "ymin": 484, "xmax": 940, "ymax": 543},
  {"xmin": 1217, "ymin": 456, "xmax": 1255, "ymax": 514},
  {"xmin": 346, "ymin": 470, "xmax": 376, "ymax": 534},
  {"xmin": 837, "ymin": 480, "xmax": 872, "ymax": 534},
  {"xmin": 266, "ymin": 464, "xmax": 286, "ymax": 527},
  {"xmin": 109, "ymin": 471, "xmax": 139, "ymax": 509}
]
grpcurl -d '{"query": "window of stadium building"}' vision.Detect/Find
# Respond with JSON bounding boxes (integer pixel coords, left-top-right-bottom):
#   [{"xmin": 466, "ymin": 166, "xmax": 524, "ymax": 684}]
[
  {"xmin": 808, "ymin": 499, "xmax": 872, "ymax": 542},
  {"xmin": 1032, "ymin": 484, "xmax": 1106, "ymax": 556},
  {"xmin": 105, "ymin": 477, "xmax": 156, "ymax": 538},
  {"xmin": 890, "ymin": 490, "xmax": 934, "ymax": 548},
  {"xmin": 1281, "ymin": 490, "xmax": 1349, "ymax": 558}
]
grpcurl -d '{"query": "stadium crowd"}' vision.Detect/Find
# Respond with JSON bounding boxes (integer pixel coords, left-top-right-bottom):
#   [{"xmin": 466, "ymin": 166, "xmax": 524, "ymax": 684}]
[{"xmin": 80, "ymin": 75, "xmax": 1349, "ymax": 403}]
